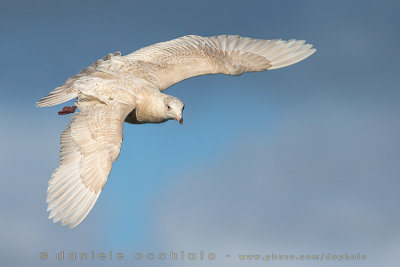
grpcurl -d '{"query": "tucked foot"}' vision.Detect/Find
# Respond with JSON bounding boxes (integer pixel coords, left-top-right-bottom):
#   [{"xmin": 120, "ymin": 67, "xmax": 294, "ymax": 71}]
[{"xmin": 58, "ymin": 105, "xmax": 77, "ymax": 115}]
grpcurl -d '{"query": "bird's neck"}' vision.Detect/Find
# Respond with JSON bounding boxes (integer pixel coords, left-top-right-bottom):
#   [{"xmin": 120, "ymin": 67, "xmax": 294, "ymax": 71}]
[{"xmin": 135, "ymin": 92, "xmax": 167, "ymax": 123}]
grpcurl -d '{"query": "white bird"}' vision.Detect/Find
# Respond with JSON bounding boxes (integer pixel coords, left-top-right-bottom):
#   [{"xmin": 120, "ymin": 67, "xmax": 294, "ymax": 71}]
[{"xmin": 37, "ymin": 35, "xmax": 316, "ymax": 228}]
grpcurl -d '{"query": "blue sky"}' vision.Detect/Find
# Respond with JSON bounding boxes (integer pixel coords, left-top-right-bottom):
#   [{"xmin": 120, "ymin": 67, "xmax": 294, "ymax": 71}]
[{"xmin": 1, "ymin": 0, "xmax": 400, "ymax": 266}]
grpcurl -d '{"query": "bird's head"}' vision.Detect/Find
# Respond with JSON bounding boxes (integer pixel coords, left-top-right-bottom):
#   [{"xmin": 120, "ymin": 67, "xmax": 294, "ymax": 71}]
[{"xmin": 163, "ymin": 95, "xmax": 184, "ymax": 125}]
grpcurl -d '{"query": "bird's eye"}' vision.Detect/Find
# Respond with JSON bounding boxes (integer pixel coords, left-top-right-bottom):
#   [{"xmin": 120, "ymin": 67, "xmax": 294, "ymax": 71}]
[{"xmin": 167, "ymin": 105, "xmax": 171, "ymax": 110}]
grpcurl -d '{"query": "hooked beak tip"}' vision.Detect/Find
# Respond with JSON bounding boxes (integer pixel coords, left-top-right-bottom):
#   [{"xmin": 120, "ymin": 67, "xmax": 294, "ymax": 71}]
[{"xmin": 179, "ymin": 117, "xmax": 183, "ymax": 125}]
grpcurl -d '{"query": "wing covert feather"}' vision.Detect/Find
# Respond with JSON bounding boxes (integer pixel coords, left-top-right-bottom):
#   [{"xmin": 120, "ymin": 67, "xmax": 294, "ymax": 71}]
[{"xmin": 126, "ymin": 35, "xmax": 316, "ymax": 90}]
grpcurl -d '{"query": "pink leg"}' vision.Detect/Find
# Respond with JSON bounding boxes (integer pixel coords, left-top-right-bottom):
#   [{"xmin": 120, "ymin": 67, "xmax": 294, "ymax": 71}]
[{"xmin": 58, "ymin": 105, "xmax": 77, "ymax": 115}]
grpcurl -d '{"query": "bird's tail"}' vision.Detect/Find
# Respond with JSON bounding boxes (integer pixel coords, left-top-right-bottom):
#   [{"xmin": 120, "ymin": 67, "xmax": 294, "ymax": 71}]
[{"xmin": 36, "ymin": 84, "xmax": 78, "ymax": 107}]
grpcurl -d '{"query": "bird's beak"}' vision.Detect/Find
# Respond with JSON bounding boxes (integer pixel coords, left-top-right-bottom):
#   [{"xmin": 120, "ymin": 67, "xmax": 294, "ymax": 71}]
[{"xmin": 178, "ymin": 117, "xmax": 183, "ymax": 125}]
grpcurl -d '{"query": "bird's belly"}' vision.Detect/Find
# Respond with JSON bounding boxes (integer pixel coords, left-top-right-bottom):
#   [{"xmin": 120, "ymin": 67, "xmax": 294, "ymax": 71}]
[
  {"xmin": 124, "ymin": 109, "xmax": 143, "ymax": 124},
  {"xmin": 124, "ymin": 109, "xmax": 167, "ymax": 124}
]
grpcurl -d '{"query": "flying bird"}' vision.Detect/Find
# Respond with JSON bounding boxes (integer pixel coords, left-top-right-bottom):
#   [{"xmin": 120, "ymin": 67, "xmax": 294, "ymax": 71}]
[{"xmin": 37, "ymin": 35, "xmax": 316, "ymax": 228}]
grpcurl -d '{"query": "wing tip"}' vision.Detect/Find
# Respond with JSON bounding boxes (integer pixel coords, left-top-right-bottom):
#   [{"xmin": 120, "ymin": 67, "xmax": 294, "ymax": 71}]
[
  {"xmin": 47, "ymin": 187, "xmax": 101, "ymax": 229},
  {"xmin": 268, "ymin": 41, "xmax": 317, "ymax": 70}
]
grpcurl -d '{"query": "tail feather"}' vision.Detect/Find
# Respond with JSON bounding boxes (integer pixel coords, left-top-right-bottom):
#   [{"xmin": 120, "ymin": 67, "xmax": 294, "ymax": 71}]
[{"xmin": 36, "ymin": 86, "xmax": 78, "ymax": 107}]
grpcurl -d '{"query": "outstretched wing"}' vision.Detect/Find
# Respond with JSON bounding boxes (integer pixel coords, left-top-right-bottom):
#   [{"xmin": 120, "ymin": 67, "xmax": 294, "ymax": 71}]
[
  {"xmin": 46, "ymin": 99, "xmax": 134, "ymax": 228},
  {"xmin": 126, "ymin": 35, "xmax": 316, "ymax": 91}
]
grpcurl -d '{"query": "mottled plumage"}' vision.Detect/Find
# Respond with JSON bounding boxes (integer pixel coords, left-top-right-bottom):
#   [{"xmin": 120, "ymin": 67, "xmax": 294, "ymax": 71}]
[{"xmin": 37, "ymin": 35, "xmax": 316, "ymax": 228}]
